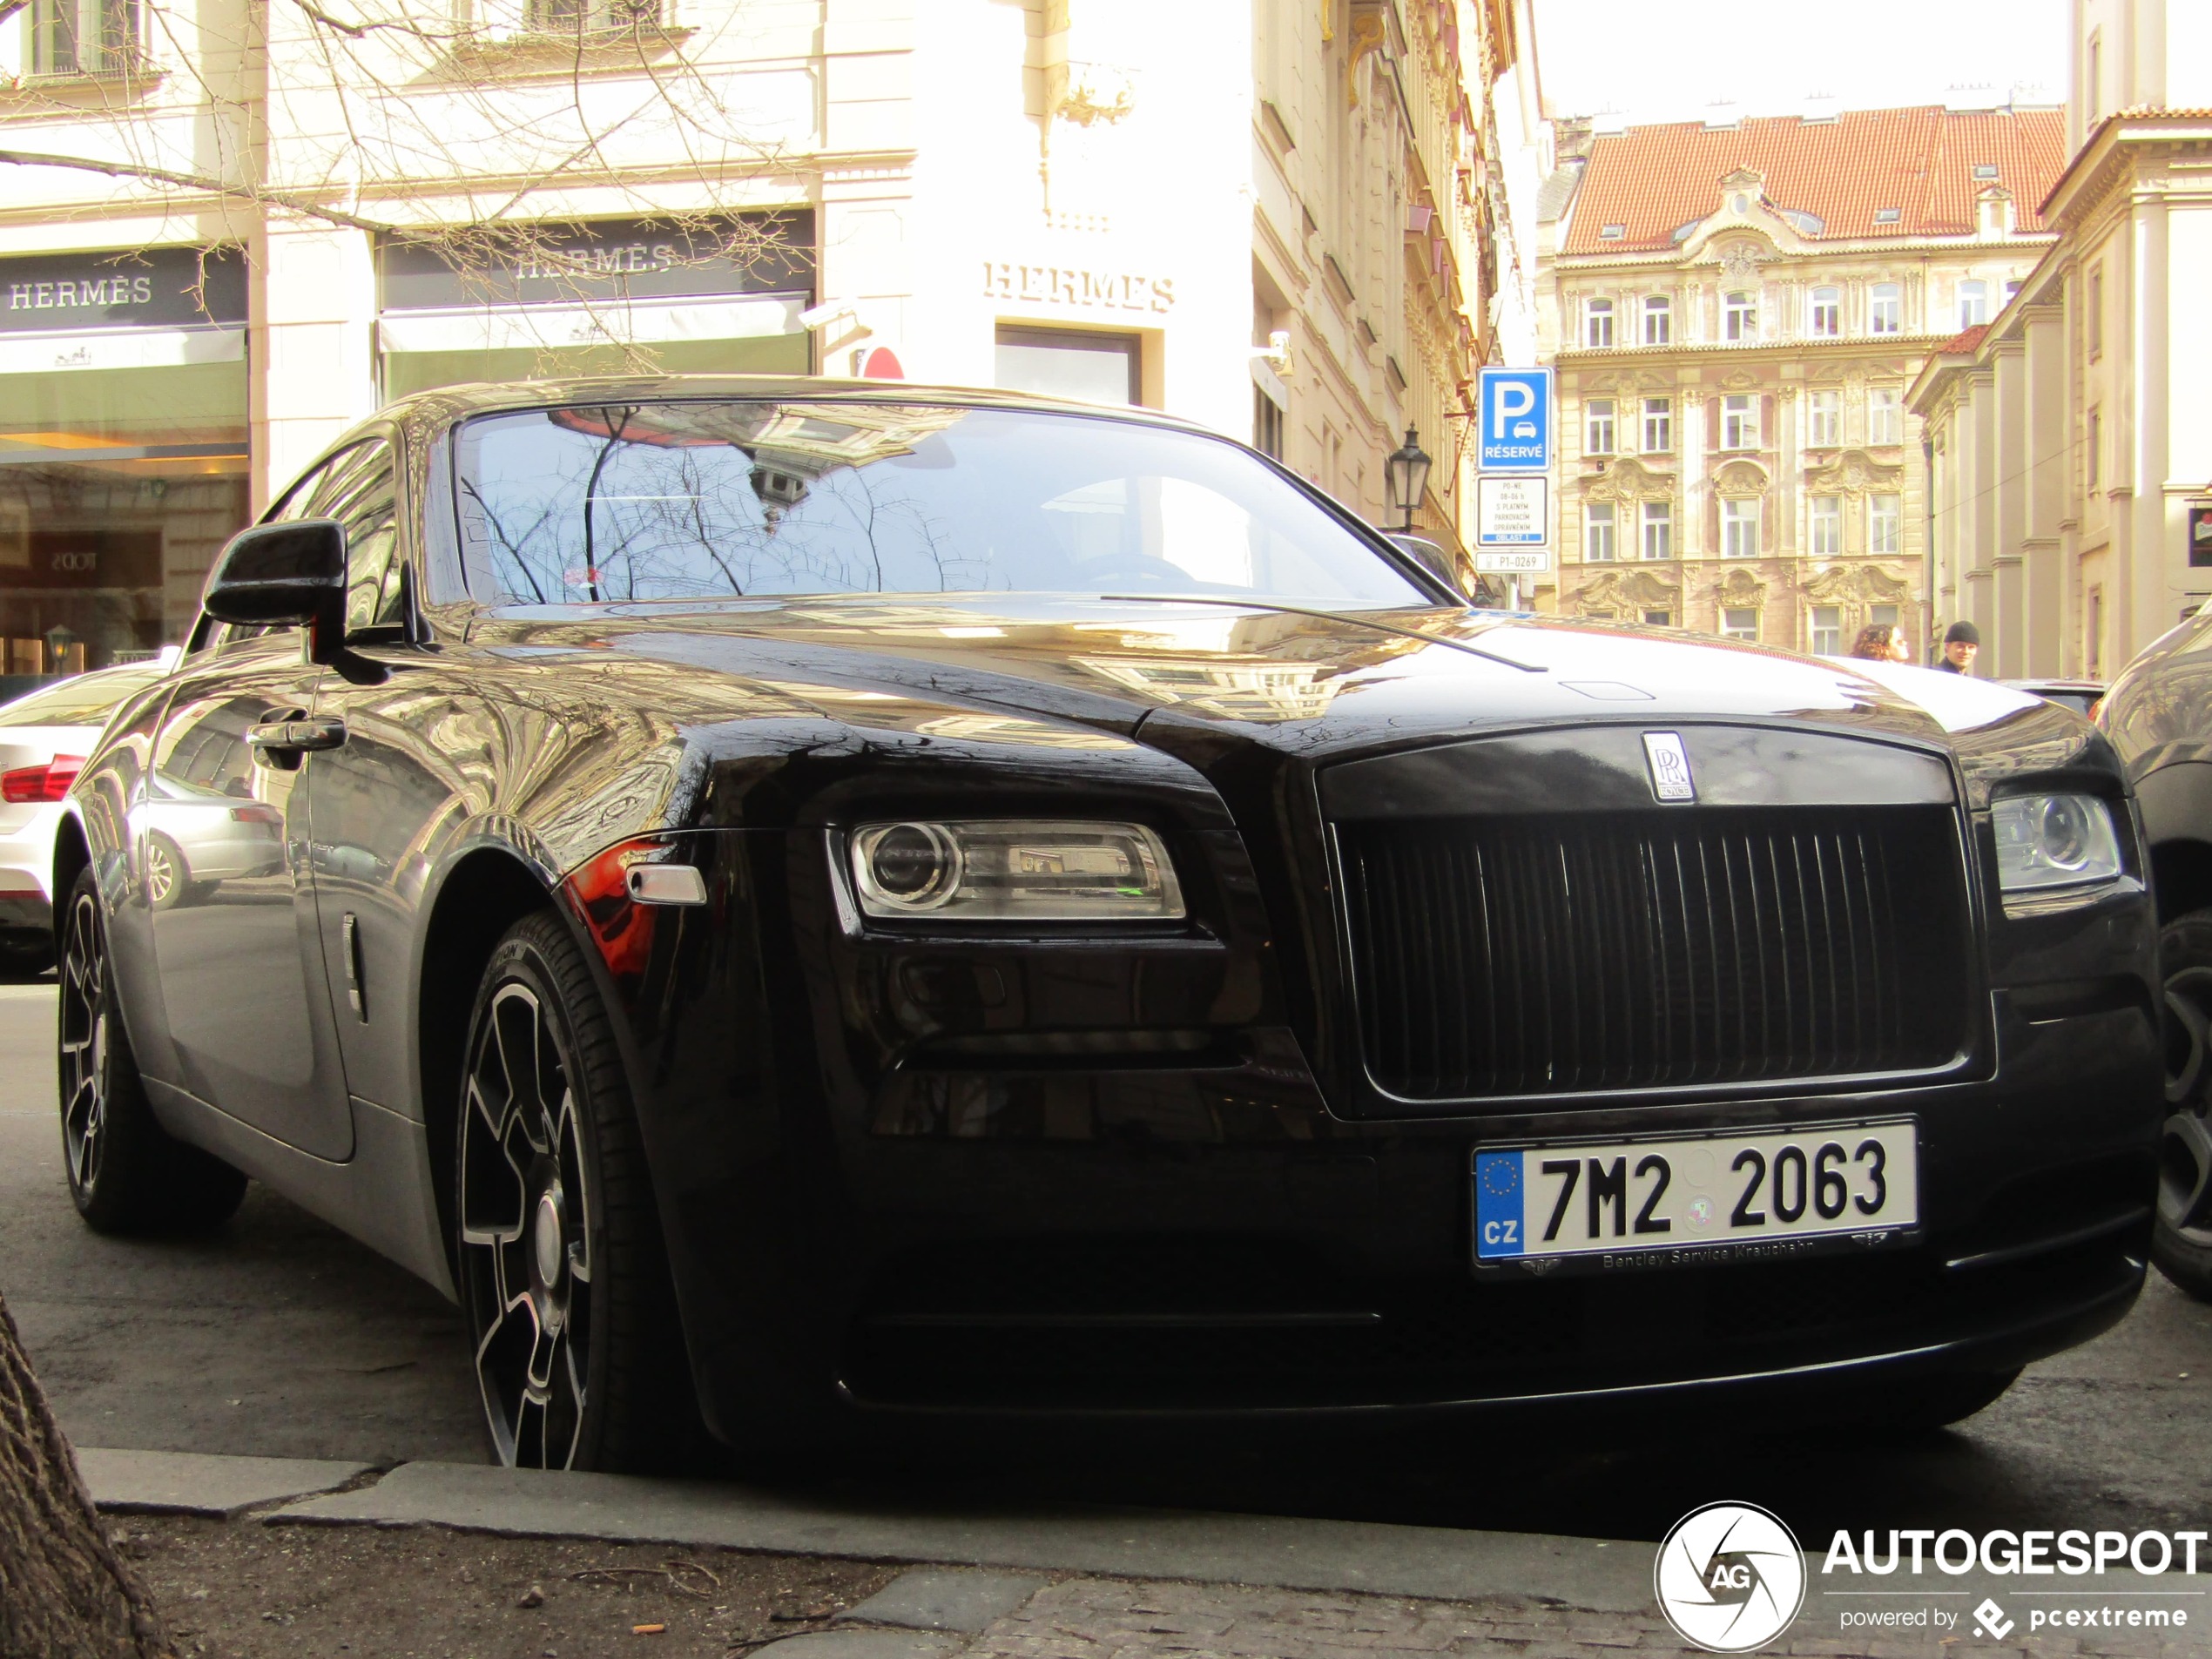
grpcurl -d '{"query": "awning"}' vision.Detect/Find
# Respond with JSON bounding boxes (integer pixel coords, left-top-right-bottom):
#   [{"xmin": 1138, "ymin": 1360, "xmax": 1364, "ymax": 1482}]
[
  {"xmin": 0, "ymin": 325, "xmax": 245, "ymax": 375},
  {"xmin": 377, "ymin": 293, "xmax": 807, "ymax": 354}
]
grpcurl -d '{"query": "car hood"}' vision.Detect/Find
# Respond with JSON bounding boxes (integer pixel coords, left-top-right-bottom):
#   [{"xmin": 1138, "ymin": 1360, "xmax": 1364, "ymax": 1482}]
[{"xmin": 489, "ymin": 594, "xmax": 2076, "ymax": 766}]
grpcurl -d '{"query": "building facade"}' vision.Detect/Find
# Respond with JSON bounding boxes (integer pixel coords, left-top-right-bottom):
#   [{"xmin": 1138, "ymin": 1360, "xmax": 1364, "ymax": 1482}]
[
  {"xmin": 0, "ymin": 0, "xmax": 1534, "ymax": 682},
  {"xmin": 1908, "ymin": 0, "xmax": 2212, "ymax": 681},
  {"xmin": 1536, "ymin": 105, "xmax": 2062, "ymax": 657}
]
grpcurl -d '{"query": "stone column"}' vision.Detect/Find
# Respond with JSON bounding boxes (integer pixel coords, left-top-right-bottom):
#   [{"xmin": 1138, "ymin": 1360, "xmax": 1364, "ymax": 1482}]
[
  {"xmin": 2022, "ymin": 305, "xmax": 2067, "ymax": 676},
  {"xmin": 249, "ymin": 219, "xmax": 377, "ymax": 515},
  {"xmin": 1993, "ymin": 339, "xmax": 2029, "ymax": 678}
]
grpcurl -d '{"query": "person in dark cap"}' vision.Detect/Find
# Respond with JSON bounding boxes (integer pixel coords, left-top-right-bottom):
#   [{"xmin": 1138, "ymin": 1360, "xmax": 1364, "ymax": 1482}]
[{"xmin": 1935, "ymin": 620, "xmax": 1979, "ymax": 675}]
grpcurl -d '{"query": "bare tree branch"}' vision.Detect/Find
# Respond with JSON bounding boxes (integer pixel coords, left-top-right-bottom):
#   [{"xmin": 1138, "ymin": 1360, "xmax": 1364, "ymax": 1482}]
[{"xmin": 0, "ymin": 148, "xmax": 403, "ymax": 236}]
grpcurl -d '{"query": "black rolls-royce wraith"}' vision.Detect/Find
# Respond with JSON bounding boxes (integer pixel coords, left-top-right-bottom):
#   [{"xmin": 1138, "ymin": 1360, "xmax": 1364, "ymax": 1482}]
[{"xmin": 56, "ymin": 380, "xmax": 2161, "ymax": 1471}]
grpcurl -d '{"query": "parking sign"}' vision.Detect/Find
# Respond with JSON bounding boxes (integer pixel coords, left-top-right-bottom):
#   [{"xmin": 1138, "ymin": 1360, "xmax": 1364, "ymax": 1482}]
[{"xmin": 1478, "ymin": 367, "xmax": 1553, "ymax": 471}]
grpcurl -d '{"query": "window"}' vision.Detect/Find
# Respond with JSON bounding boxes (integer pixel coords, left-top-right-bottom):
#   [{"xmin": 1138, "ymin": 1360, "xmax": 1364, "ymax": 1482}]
[
  {"xmin": 523, "ymin": 0, "xmax": 655, "ymax": 30},
  {"xmin": 2087, "ymin": 584, "xmax": 2103, "ymax": 678},
  {"xmin": 1959, "ymin": 280, "xmax": 1989, "ymax": 327},
  {"xmin": 1599, "ymin": 223, "xmax": 1627, "ymax": 240},
  {"xmin": 1811, "ymin": 606, "xmax": 1843, "ymax": 655},
  {"xmin": 2087, "ymin": 407, "xmax": 2101, "ymax": 489},
  {"xmin": 1723, "ymin": 291, "xmax": 1757, "ymax": 341},
  {"xmin": 1584, "ymin": 502, "xmax": 1617, "ymax": 563},
  {"xmin": 1870, "ymin": 493, "xmax": 1901, "ymax": 555},
  {"xmin": 1253, "ymin": 388, "xmax": 1284, "ymax": 460},
  {"xmin": 996, "ymin": 326, "xmax": 1142, "ymax": 405},
  {"xmin": 1642, "ymin": 295, "xmax": 1672, "ymax": 345},
  {"xmin": 1641, "ymin": 500, "xmax": 1672, "ymax": 560},
  {"xmin": 1810, "ymin": 495, "xmax": 1841, "ymax": 556},
  {"xmin": 1870, "ymin": 604, "xmax": 1898, "ymax": 630},
  {"xmin": 1722, "ymin": 497, "xmax": 1760, "ymax": 559},
  {"xmin": 1973, "ymin": 164, "xmax": 2000, "ymax": 181},
  {"xmin": 1809, "ymin": 287, "xmax": 1840, "ymax": 337},
  {"xmin": 1642, "ymin": 397, "xmax": 1672, "ymax": 453},
  {"xmin": 1723, "ymin": 607, "xmax": 1759, "ymax": 641},
  {"xmin": 2006, "ymin": 279, "xmax": 2021, "ymax": 301},
  {"xmin": 1722, "ymin": 394, "xmax": 1758, "ymax": 449},
  {"xmin": 1868, "ymin": 387, "xmax": 1902, "ymax": 445},
  {"xmin": 2089, "ymin": 264, "xmax": 2104, "ymax": 359},
  {"xmin": 1869, "ymin": 283, "xmax": 1902, "ymax": 334},
  {"xmin": 1642, "ymin": 609, "xmax": 1672, "ymax": 626},
  {"xmin": 1808, "ymin": 389, "xmax": 1841, "ymax": 448},
  {"xmin": 2087, "ymin": 30, "xmax": 2101, "ymax": 125},
  {"xmin": 1874, "ymin": 207, "xmax": 1902, "ymax": 225},
  {"xmin": 1586, "ymin": 298, "xmax": 1615, "ymax": 348},
  {"xmin": 1585, "ymin": 399, "xmax": 1615, "ymax": 455},
  {"xmin": 455, "ymin": 402, "xmax": 1429, "ymax": 609},
  {"xmin": 29, "ymin": 0, "xmax": 141, "ymax": 73}
]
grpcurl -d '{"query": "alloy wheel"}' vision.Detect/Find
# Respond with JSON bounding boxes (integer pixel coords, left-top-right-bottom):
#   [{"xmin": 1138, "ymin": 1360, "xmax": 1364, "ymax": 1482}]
[
  {"xmin": 57, "ymin": 887, "xmax": 110, "ymax": 1196},
  {"xmin": 144, "ymin": 840, "xmax": 176, "ymax": 907},
  {"xmin": 459, "ymin": 981, "xmax": 595, "ymax": 1469},
  {"xmin": 2161, "ymin": 962, "xmax": 2212, "ymax": 1247}
]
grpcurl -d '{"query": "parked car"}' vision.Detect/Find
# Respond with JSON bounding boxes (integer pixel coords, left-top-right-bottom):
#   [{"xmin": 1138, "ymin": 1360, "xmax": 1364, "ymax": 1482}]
[
  {"xmin": 2091, "ymin": 624, "xmax": 2212, "ymax": 1298},
  {"xmin": 2003, "ymin": 678, "xmax": 2104, "ymax": 718},
  {"xmin": 0, "ymin": 661, "xmax": 169, "ymax": 974},
  {"xmin": 57, "ymin": 379, "xmax": 2161, "ymax": 1473}
]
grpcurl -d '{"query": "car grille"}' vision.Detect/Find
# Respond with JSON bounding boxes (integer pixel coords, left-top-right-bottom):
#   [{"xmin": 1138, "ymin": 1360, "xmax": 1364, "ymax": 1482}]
[{"xmin": 1337, "ymin": 805, "xmax": 1972, "ymax": 1101}]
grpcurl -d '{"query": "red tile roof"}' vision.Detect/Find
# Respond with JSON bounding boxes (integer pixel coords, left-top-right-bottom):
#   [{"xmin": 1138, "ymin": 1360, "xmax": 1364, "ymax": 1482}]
[
  {"xmin": 1560, "ymin": 106, "xmax": 2067, "ymax": 256},
  {"xmin": 1934, "ymin": 323, "xmax": 1992, "ymax": 354}
]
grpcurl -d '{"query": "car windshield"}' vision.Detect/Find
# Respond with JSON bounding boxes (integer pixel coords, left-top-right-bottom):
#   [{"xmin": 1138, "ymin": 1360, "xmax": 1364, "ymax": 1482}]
[
  {"xmin": 0, "ymin": 667, "xmax": 161, "ymax": 730},
  {"xmin": 455, "ymin": 401, "xmax": 1430, "ymax": 610}
]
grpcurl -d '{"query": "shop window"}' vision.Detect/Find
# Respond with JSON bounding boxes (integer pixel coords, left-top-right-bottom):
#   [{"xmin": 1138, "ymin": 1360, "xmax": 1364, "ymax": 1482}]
[
  {"xmin": 1722, "ymin": 497, "xmax": 1759, "ymax": 559},
  {"xmin": 1808, "ymin": 389, "xmax": 1840, "ymax": 448},
  {"xmin": 1584, "ymin": 502, "xmax": 1616, "ymax": 563},
  {"xmin": 1809, "ymin": 287, "xmax": 1840, "ymax": 337},
  {"xmin": 1585, "ymin": 399, "xmax": 1615, "ymax": 455},
  {"xmin": 1642, "ymin": 295, "xmax": 1671, "ymax": 345},
  {"xmin": 1810, "ymin": 495, "xmax": 1841, "ymax": 556},
  {"xmin": 1811, "ymin": 606, "xmax": 1842, "ymax": 655},
  {"xmin": 1642, "ymin": 397, "xmax": 1671, "ymax": 453},
  {"xmin": 1723, "ymin": 607, "xmax": 1758, "ymax": 641},
  {"xmin": 30, "ymin": 0, "xmax": 141, "ymax": 77},
  {"xmin": 1869, "ymin": 283, "xmax": 1902, "ymax": 334},
  {"xmin": 1641, "ymin": 500, "xmax": 1671, "ymax": 560},
  {"xmin": 995, "ymin": 326, "xmax": 1141, "ymax": 407},
  {"xmin": 1870, "ymin": 493, "xmax": 1901, "ymax": 555},
  {"xmin": 1723, "ymin": 291, "xmax": 1757, "ymax": 341}
]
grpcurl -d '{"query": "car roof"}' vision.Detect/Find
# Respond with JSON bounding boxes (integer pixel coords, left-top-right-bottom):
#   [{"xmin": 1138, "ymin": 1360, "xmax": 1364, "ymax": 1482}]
[{"xmin": 371, "ymin": 374, "xmax": 1214, "ymax": 439}]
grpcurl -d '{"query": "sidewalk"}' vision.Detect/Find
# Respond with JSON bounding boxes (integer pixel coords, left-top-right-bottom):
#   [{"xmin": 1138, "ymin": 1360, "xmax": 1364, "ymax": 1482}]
[{"xmin": 83, "ymin": 1449, "xmax": 2205, "ymax": 1658}]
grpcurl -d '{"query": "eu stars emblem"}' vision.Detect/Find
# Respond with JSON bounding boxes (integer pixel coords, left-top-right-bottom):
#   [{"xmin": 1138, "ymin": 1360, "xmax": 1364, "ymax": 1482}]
[{"xmin": 1478, "ymin": 1153, "xmax": 1520, "ymax": 1201}]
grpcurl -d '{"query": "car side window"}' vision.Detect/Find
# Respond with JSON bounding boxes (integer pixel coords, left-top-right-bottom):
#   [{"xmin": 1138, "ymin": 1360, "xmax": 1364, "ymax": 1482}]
[
  {"xmin": 266, "ymin": 453, "xmax": 343, "ymax": 524},
  {"xmin": 314, "ymin": 441, "xmax": 403, "ymax": 635}
]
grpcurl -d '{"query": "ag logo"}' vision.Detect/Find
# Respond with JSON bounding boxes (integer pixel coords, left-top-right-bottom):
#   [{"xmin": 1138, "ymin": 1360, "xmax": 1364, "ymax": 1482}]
[{"xmin": 1653, "ymin": 1501, "xmax": 1805, "ymax": 1652}]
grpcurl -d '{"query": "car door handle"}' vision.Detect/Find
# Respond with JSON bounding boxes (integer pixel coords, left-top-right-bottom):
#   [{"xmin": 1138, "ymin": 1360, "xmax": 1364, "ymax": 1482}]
[{"xmin": 248, "ymin": 715, "xmax": 347, "ymax": 755}]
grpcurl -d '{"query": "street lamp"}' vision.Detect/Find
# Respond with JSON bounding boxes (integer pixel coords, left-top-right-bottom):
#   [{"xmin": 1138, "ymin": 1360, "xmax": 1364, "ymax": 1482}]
[{"xmin": 1385, "ymin": 427, "xmax": 1431, "ymax": 532}]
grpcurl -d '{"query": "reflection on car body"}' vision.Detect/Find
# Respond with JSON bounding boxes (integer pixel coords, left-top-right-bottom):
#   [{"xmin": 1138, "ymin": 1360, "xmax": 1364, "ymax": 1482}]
[{"xmin": 53, "ymin": 376, "xmax": 2162, "ymax": 1476}]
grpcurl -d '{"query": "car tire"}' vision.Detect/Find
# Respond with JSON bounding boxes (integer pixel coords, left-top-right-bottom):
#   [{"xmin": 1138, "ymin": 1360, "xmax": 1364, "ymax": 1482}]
[
  {"xmin": 2155, "ymin": 909, "xmax": 2212, "ymax": 1299},
  {"xmin": 454, "ymin": 909, "xmax": 712, "ymax": 1474},
  {"xmin": 144, "ymin": 833, "xmax": 189, "ymax": 912},
  {"xmin": 1856, "ymin": 1366, "xmax": 2023, "ymax": 1433},
  {"xmin": 57, "ymin": 867, "xmax": 248, "ymax": 1234}
]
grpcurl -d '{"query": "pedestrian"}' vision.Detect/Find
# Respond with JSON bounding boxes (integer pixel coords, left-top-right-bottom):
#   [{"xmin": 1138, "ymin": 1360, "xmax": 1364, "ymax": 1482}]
[
  {"xmin": 1849, "ymin": 623, "xmax": 1910, "ymax": 663},
  {"xmin": 1934, "ymin": 620, "xmax": 1979, "ymax": 674}
]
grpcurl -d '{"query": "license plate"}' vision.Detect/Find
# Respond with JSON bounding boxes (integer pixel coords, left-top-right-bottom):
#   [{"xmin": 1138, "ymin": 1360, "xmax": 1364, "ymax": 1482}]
[{"xmin": 1473, "ymin": 1119, "xmax": 1918, "ymax": 1266}]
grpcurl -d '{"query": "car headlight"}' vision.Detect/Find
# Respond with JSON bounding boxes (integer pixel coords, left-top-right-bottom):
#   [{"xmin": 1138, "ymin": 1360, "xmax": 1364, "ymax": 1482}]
[
  {"xmin": 1992, "ymin": 792, "xmax": 2124, "ymax": 892},
  {"xmin": 849, "ymin": 820, "xmax": 1185, "ymax": 921}
]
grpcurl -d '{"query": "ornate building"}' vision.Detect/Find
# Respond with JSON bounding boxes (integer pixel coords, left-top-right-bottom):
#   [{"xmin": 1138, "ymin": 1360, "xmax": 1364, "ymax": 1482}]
[{"xmin": 1535, "ymin": 103, "xmax": 2065, "ymax": 656}]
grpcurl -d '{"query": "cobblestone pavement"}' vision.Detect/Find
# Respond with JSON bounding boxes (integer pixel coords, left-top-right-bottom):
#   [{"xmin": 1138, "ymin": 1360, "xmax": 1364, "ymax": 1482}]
[{"xmin": 934, "ymin": 1577, "xmax": 2201, "ymax": 1659}]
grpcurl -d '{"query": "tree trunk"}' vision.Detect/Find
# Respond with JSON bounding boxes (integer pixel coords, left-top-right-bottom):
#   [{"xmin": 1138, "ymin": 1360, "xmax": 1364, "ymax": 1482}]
[{"xmin": 0, "ymin": 1287, "xmax": 173, "ymax": 1659}]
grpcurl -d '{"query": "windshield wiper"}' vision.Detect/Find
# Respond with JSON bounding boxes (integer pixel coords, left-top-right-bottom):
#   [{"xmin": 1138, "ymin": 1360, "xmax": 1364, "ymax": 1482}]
[{"xmin": 1099, "ymin": 593, "xmax": 1547, "ymax": 674}]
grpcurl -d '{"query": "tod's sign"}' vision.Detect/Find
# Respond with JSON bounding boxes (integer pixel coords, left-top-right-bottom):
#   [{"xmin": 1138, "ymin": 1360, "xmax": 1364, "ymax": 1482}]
[{"xmin": 0, "ymin": 246, "xmax": 246, "ymax": 334}]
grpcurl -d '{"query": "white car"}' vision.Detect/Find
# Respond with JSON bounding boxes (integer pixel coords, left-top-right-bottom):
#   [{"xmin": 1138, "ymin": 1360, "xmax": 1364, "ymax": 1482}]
[{"xmin": 0, "ymin": 659, "xmax": 172, "ymax": 974}]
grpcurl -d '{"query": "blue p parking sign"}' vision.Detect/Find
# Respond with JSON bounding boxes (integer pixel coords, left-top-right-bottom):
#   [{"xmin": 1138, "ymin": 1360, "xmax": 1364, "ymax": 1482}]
[{"xmin": 1478, "ymin": 367, "xmax": 1553, "ymax": 472}]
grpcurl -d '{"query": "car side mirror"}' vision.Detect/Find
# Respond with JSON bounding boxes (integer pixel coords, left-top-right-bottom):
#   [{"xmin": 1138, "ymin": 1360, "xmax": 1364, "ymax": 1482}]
[{"xmin": 203, "ymin": 520, "xmax": 347, "ymax": 665}]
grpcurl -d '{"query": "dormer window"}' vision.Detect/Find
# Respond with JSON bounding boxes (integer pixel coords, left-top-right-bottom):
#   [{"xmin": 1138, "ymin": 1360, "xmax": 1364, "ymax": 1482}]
[
  {"xmin": 1874, "ymin": 207, "xmax": 1902, "ymax": 225},
  {"xmin": 1599, "ymin": 223, "xmax": 1627, "ymax": 240}
]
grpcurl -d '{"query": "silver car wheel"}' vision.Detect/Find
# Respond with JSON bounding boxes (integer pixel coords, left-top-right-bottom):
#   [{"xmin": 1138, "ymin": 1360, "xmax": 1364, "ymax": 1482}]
[
  {"xmin": 458, "ymin": 981, "xmax": 595, "ymax": 1470},
  {"xmin": 57, "ymin": 887, "xmax": 109, "ymax": 1196}
]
